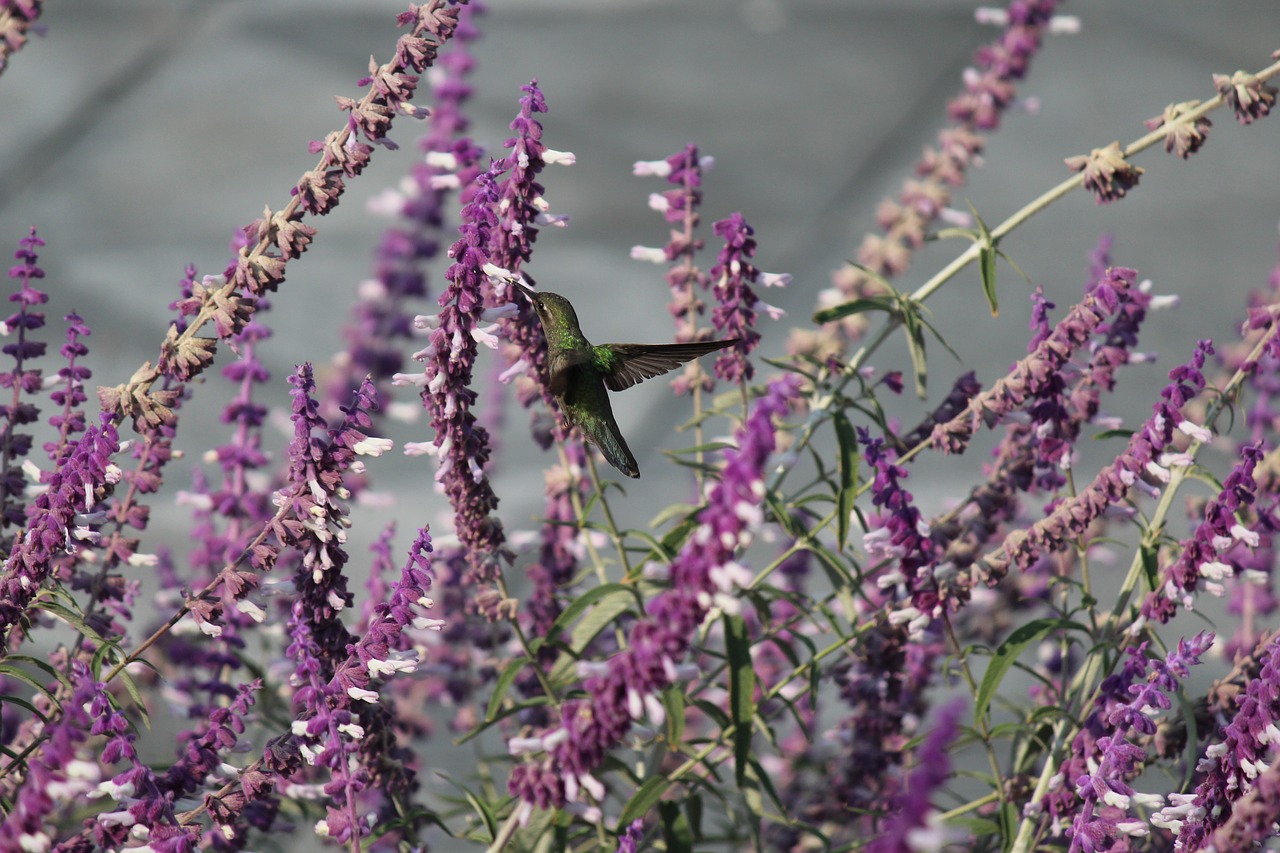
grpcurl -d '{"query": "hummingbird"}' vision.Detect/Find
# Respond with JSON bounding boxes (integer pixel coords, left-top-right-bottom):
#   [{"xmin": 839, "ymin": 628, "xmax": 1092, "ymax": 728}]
[{"xmin": 518, "ymin": 284, "xmax": 738, "ymax": 478}]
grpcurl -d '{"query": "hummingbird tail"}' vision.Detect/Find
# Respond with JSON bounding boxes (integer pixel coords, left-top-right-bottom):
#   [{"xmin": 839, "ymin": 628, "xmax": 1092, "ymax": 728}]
[{"xmin": 594, "ymin": 427, "xmax": 640, "ymax": 479}]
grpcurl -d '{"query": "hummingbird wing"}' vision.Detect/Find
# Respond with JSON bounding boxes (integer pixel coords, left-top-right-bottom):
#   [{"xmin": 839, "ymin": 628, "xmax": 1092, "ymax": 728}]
[{"xmin": 599, "ymin": 340, "xmax": 740, "ymax": 392}]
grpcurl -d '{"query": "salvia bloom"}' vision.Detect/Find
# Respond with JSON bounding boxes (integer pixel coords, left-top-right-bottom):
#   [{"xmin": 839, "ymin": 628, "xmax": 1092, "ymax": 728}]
[
  {"xmin": 985, "ymin": 338, "xmax": 1215, "ymax": 581},
  {"xmin": 1065, "ymin": 141, "xmax": 1144, "ymax": 204},
  {"xmin": 1161, "ymin": 630, "xmax": 1280, "ymax": 849},
  {"xmin": 931, "ymin": 267, "xmax": 1136, "ymax": 454},
  {"xmin": 1145, "ymin": 101, "xmax": 1212, "ymax": 159},
  {"xmin": 633, "ymin": 144, "xmax": 718, "ymax": 395},
  {"xmin": 0, "ymin": 415, "xmax": 120, "ymax": 634},
  {"xmin": 865, "ymin": 699, "xmax": 965, "ymax": 853},
  {"xmin": 330, "ymin": 2, "xmax": 484, "ymax": 417},
  {"xmin": 1066, "ymin": 633, "xmax": 1213, "ymax": 853},
  {"xmin": 708, "ymin": 212, "xmax": 786, "ymax": 385},
  {"xmin": 490, "ymin": 79, "xmax": 577, "ymax": 444},
  {"xmin": 415, "ymin": 163, "xmax": 509, "ymax": 589},
  {"xmin": 1213, "ymin": 70, "xmax": 1277, "ymax": 125},
  {"xmin": 507, "ymin": 374, "xmax": 802, "ymax": 813},
  {"xmin": 1140, "ymin": 442, "xmax": 1263, "ymax": 625}
]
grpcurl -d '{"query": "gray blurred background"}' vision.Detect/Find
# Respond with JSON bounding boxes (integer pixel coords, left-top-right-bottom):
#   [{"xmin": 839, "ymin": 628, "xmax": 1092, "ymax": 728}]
[
  {"xmin": 1, "ymin": 0, "xmax": 1276, "ymax": 531},
  {"xmin": 0, "ymin": 0, "xmax": 1276, "ymax": 847}
]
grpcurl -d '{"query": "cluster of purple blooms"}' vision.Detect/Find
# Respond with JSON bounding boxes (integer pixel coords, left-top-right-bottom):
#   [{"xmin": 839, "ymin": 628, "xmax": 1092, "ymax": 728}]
[{"xmin": 3, "ymin": 2, "xmax": 1280, "ymax": 853}]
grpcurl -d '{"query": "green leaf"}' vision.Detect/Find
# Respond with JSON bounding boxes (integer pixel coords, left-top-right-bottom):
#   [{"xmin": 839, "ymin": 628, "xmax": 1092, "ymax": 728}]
[
  {"xmin": 486, "ymin": 656, "xmax": 532, "ymax": 722},
  {"xmin": 976, "ymin": 618, "xmax": 1087, "ymax": 723},
  {"xmin": 663, "ymin": 685, "xmax": 686, "ymax": 745},
  {"xmin": 998, "ymin": 800, "xmax": 1020, "ymax": 852},
  {"xmin": 901, "ymin": 304, "xmax": 928, "ymax": 398},
  {"xmin": 724, "ymin": 613, "xmax": 755, "ymax": 788},
  {"xmin": 812, "ymin": 295, "xmax": 897, "ymax": 325},
  {"xmin": 35, "ymin": 600, "xmax": 102, "ymax": 644},
  {"xmin": 567, "ymin": 585, "xmax": 638, "ymax": 655},
  {"xmin": 972, "ymin": 205, "xmax": 999, "ymax": 317},
  {"xmin": 832, "ymin": 410, "xmax": 858, "ymax": 552},
  {"xmin": 620, "ymin": 775, "xmax": 673, "ymax": 825},
  {"xmin": 950, "ymin": 816, "xmax": 1001, "ymax": 837},
  {"xmin": 0, "ymin": 662, "xmax": 58, "ymax": 704},
  {"xmin": 658, "ymin": 801, "xmax": 693, "ymax": 853},
  {"xmin": 545, "ymin": 583, "xmax": 637, "ymax": 654},
  {"xmin": 1139, "ymin": 543, "xmax": 1160, "ymax": 593}
]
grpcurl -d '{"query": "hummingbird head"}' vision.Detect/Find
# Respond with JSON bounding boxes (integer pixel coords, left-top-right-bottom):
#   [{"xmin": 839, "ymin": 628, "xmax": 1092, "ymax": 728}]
[{"xmin": 517, "ymin": 284, "xmax": 578, "ymax": 331}]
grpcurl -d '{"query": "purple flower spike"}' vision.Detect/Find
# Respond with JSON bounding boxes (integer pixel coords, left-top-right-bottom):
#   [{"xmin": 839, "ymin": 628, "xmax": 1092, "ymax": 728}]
[
  {"xmin": 1051, "ymin": 634, "xmax": 1213, "ymax": 852},
  {"xmin": 0, "ymin": 416, "xmax": 119, "ymax": 634},
  {"xmin": 931, "ymin": 267, "xmax": 1136, "ymax": 454},
  {"xmin": 866, "ymin": 700, "xmax": 965, "ymax": 853},
  {"xmin": 1, "ymin": 227, "xmax": 51, "ymax": 541},
  {"xmin": 1160, "ymin": 631, "xmax": 1280, "ymax": 849},
  {"xmin": 418, "ymin": 163, "xmax": 510, "ymax": 593},
  {"xmin": 508, "ymin": 374, "xmax": 802, "ymax": 813},
  {"xmin": 709, "ymin": 212, "xmax": 785, "ymax": 385},
  {"xmin": 633, "ymin": 144, "xmax": 719, "ymax": 395},
  {"xmin": 985, "ymin": 338, "xmax": 1214, "ymax": 581}
]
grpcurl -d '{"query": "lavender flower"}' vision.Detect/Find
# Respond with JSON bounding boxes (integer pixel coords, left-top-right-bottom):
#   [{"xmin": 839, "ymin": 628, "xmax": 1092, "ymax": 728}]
[
  {"xmin": 508, "ymin": 374, "xmax": 801, "ymax": 813},
  {"xmin": 1065, "ymin": 142, "xmax": 1144, "ymax": 204},
  {"xmin": 1213, "ymin": 70, "xmax": 1277, "ymax": 125},
  {"xmin": 931, "ymin": 267, "xmax": 1136, "ymax": 454},
  {"xmin": 1066, "ymin": 633, "xmax": 1213, "ymax": 852},
  {"xmin": 412, "ymin": 163, "xmax": 509, "ymax": 592},
  {"xmin": 983, "ymin": 338, "xmax": 1214, "ymax": 581},
  {"xmin": 1145, "ymin": 101, "xmax": 1212, "ymax": 159},
  {"xmin": 865, "ymin": 700, "xmax": 965, "ymax": 853},
  {"xmin": 708, "ymin": 212, "xmax": 785, "ymax": 385}
]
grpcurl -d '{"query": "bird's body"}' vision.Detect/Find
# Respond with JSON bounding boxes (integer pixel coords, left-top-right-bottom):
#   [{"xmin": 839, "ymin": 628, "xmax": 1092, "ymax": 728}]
[{"xmin": 524, "ymin": 288, "xmax": 737, "ymax": 478}]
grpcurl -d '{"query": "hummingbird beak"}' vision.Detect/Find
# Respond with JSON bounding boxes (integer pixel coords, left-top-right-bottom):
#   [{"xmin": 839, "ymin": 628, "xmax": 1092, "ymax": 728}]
[{"xmin": 513, "ymin": 280, "xmax": 538, "ymax": 302}]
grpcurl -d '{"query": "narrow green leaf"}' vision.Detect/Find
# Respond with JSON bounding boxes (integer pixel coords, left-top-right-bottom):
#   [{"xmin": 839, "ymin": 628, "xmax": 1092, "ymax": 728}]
[
  {"xmin": 901, "ymin": 307, "xmax": 928, "ymax": 398},
  {"xmin": 545, "ymin": 583, "xmax": 636, "ymax": 652},
  {"xmin": 725, "ymin": 613, "xmax": 755, "ymax": 788},
  {"xmin": 0, "ymin": 663, "xmax": 57, "ymax": 703},
  {"xmin": 619, "ymin": 776, "xmax": 673, "ymax": 825},
  {"xmin": 812, "ymin": 296, "xmax": 896, "ymax": 325},
  {"xmin": 658, "ymin": 801, "xmax": 693, "ymax": 853},
  {"xmin": 35, "ymin": 601, "xmax": 102, "ymax": 644},
  {"xmin": 976, "ymin": 619, "xmax": 1085, "ymax": 723},
  {"xmin": 1140, "ymin": 543, "xmax": 1160, "ymax": 593},
  {"xmin": 832, "ymin": 410, "xmax": 858, "ymax": 552},
  {"xmin": 968, "ymin": 201, "xmax": 999, "ymax": 317},
  {"xmin": 486, "ymin": 656, "xmax": 532, "ymax": 721},
  {"xmin": 663, "ymin": 685, "xmax": 686, "ymax": 745},
  {"xmin": 568, "ymin": 586, "xmax": 637, "ymax": 654}
]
